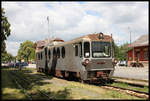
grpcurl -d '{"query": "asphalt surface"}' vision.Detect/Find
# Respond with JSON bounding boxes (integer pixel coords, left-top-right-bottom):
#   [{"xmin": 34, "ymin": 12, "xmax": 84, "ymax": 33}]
[
  {"xmin": 25, "ymin": 64, "xmax": 36, "ymax": 68},
  {"xmin": 113, "ymin": 66, "xmax": 149, "ymax": 81}
]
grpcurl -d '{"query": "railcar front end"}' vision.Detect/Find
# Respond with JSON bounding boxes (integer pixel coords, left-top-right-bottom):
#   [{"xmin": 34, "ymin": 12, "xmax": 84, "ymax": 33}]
[{"xmin": 80, "ymin": 34, "xmax": 115, "ymax": 82}]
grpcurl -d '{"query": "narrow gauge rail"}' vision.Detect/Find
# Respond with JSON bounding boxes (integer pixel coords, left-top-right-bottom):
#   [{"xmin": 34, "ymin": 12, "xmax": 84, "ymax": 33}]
[
  {"xmin": 101, "ymin": 85, "xmax": 149, "ymax": 99},
  {"xmin": 9, "ymin": 70, "xmax": 52, "ymax": 100},
  {"xmin": 9, "ymin": 71, "xmax": 33, "ymax": 100}
]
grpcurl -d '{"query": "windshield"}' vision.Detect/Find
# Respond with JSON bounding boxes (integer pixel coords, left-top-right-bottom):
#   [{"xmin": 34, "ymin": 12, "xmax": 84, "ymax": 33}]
[{"xmin": 92, "ymin": 41, "xmax": 111, "ymax": 58}]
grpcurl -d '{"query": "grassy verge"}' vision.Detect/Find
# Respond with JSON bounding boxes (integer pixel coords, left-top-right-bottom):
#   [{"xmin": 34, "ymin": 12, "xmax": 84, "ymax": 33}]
[
  {"xmin": 107, "ymin": 82, "xmax": 149, "ymax": 93},
  {"xmin": 112, "ymin": 76, "xmax": 148, "ymax": 83},
  {"xmin": 1, "ymin": 67, "xmax": 145, "ymax": 100},
  {"xmin": 1, "ymin": 67, "xmax": 26, "ymax": 99}
]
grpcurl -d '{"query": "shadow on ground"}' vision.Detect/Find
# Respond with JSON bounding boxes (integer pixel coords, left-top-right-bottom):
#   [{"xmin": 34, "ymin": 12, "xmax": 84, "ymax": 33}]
[{"xmin": 1, "ymin": 67, "xmax": 72, "ymax": 100}]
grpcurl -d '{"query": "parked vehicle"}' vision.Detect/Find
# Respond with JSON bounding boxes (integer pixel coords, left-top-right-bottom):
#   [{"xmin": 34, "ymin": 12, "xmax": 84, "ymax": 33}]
[
  {"xmin": 22, "ymin": 62, "xmax": 28, "ymax": 66},
  {"xmin": 15, "ymin": 62, "xmax": 28, "ymax": 67},
  {"xmin": 2, "ymin": 62, "xmax": 9, "ymax": 67},
  {"xmin": 118, "ymin": 61, "xmax": 127, "ymax": 66}
]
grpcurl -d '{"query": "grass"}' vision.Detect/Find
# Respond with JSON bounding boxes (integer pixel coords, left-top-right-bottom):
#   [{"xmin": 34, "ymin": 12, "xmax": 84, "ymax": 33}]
[
  {"xmin": 112, "ymin": 76, "xmax": 148, "ymax": 83},
  {"xmin": 1, "ymin": 67, "xmax": 145, "ymax": 100},
  {"xmin": 107, "ymin": 82, "xmax": 149, "ymax": 93},
  {"xmin": 1, "ymin": 68, "xmax": 26, "ymax": 99}
]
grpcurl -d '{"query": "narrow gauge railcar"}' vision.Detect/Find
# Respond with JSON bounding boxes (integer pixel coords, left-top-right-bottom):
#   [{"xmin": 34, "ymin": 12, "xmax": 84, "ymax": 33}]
[{"xmin": 35, "ymin": 32, "xmax": 116, "ymax": 83}]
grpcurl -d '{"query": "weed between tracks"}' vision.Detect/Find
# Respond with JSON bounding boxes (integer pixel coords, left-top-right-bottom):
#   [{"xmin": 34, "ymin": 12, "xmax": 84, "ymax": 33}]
[{"xmin": 1, "ymin": 67, "xmax": 145, "ymax": 100}]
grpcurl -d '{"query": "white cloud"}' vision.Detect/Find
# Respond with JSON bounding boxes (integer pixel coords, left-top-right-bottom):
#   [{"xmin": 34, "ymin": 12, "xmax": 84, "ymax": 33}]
[
  {"xmin": 2, "ymin": 1, "xmax": 148, "ymax": 56},
  {"xmin": 5, "ymin": 41, "xmax": 21, "ymax": 56}
]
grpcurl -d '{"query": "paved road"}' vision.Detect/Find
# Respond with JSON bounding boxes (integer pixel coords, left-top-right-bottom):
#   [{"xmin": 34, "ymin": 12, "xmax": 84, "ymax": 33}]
[
  {"xmin": 113, "ymin": 66, "xmax": 149, "ymax": 81},
  {"xmin": 25, "ymin": 64, "xmax": 36, "ymax": 68}
]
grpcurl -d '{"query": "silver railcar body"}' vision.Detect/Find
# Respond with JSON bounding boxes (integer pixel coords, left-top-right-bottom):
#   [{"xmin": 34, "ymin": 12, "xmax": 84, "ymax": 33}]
[{"xmin": 35, "ymin": 33, "xmax": 115, "ymax": 82}]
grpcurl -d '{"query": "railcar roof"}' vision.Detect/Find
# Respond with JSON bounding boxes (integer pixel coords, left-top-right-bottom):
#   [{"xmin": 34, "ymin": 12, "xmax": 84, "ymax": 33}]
[
  {"xmin": 36, "ymin": 33, "xmax": 113, "ymax": 52},
  {"xmin": 47, "ymin": 33, "xmax": 113, "ymax": 49}
]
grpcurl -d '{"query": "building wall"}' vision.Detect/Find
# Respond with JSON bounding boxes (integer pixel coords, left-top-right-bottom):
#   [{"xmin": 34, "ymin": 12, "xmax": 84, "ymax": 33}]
[{"xmin": 127, "ymin": 46, "xmax": 149, "ymax": 67}]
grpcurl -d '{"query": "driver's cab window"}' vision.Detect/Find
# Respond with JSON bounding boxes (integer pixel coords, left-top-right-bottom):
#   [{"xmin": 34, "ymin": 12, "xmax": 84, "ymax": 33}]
[
  {"xmin": 104, "ymin": 46, "xmax": 109, "ymax": 56},
  {"xmin": 84, "ymin": 42, "xmax": 90, "ymax": 58}
]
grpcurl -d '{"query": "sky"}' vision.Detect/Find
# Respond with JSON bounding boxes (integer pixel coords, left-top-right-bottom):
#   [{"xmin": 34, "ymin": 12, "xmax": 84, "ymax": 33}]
[{"xmin": 2, "ymin": 1, "xmax": 149, "ymax": 56}]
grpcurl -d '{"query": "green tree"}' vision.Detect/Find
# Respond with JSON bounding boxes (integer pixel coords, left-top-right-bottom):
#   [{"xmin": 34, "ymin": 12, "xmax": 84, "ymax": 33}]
[
  {"xmin": 1, "ymin": 8, "xmax": 11, "ymax": 53},
  {"xmin": 113, "ymin": 42, "xmax": 120, "ymax": 60},
  {"xmin": 114, "ymin": 42, "xmax": 131, "ymax": 61},
  {"xmin": 119, "ymin": 42, "xmax": 132, "ymax": 61},
  {"xmin": 17, "ymin": 40, "xmax": 35, "ymax": 63},
  {"xmin": 1, "ymin": 52, "xmax": 15, "ymax": 62}
]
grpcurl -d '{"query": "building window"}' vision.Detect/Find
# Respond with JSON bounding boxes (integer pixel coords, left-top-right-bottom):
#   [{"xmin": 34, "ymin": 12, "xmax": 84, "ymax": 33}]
[
  {"xmin": 57, "ymin": 48, "xmax": 60, "ymax": 58},
  {"xmin": 48, "ymin": 50, "xmax": 51, "ymax": 59},
  {"xmin": 136, "ymin": 51, "xmax": 140, "ymax": 61},
  {"xmin": 61, "ymin": 46, "xmax": 65, "ymax": 58},
  {"xmin": 75, "ymin": 45, "xmax": 78, "ymax": 56},
  {"xmin": 144, "ymin": 50, "xmax": 148, "ymax": 60},
  {"xmin": 129, "ymin": 56, "xmax": 132, "ymax": 61}
]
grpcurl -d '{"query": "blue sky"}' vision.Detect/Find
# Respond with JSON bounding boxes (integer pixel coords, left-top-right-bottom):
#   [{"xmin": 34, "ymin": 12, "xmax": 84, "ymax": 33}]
[{"xmin": 2, "ymin": 1, "xmax": 148, "ymax": 56}]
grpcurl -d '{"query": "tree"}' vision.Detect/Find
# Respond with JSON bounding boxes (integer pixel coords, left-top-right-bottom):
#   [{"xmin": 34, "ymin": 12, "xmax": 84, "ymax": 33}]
[
  {"xmin": 1, "ymin": 52, "xmax": 15, "ymax": 62},
  {"xmin": 17, "ymin": 40, "xmax": 35, "ymax": 63},
  {"xmin": 119, "ymin": 42, "xmax": 132, "ymax": 61},
  {"xmin": 114, "ymin": 42, "xmax": 131, "ymax": 61},
  {"xmin": 113, "ymin": 42, "xmax": 120, "ymax": 60},
  {"xmin": 1, "ymin": 8, "xmax": 11, "ymax": 53}
]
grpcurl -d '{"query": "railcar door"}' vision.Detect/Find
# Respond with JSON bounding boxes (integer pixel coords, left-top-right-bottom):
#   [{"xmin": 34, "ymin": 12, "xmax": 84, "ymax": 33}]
[
  {"xmin": 51, "ymin": 48, "xmax": 57, "ymax": 76},
  {"xmin": 44, "ymin": 47, "xmax": 48, "ymax": 74},
  {"xmin": 74, "ymin": 43, "xmax": 83, "ymax": 74}
]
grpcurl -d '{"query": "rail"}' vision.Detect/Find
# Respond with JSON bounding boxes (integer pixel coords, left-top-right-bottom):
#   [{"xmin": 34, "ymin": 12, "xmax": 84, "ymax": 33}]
[
  {"xmin": 9, "ymin": 70, "xmax": 52, "ymax": 100},
  {"xmin": 101, "ymin": 85, "xmax": 149, "ymax": 99}
]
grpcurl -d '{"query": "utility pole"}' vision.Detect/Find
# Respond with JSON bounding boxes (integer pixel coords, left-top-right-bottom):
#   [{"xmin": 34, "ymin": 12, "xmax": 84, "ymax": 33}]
[
  {"xmin": 47, "ymin": 16, "xmax": 50, "ymax": 38},
  {"xmin": 52, "ymin": 17, "xmax": 54, "ymax": 39},
  {"xmin": 128, "ymin": 27, "xmax": 131, "ymax": 45},
  {"xmin": 47, "ymin": 16, "xmax": 54, "ymax": 39}
]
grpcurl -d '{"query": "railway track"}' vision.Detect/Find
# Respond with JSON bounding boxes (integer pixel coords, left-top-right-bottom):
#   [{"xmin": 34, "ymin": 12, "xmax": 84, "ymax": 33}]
[
  {"xmin": 9, "ymin": 70, "xmax": 33, "ymax": 100},
  {"xmin": 83, "ymin": 79, "xmax": 149, "ymax": 99},
  {"xmin": 8, "ymin": 69, "xmax": 149, "ymax": 99},
  {"xmin": 101, "ymin": 85, "xmax": 149, "ymax": 99},
  {"xmin": 36, "ymin": 72, "xmax": 149, "ymax": 99},
  {"xmin": 9, "ymin": 70, "xmax": 52, "ymax": 100}
]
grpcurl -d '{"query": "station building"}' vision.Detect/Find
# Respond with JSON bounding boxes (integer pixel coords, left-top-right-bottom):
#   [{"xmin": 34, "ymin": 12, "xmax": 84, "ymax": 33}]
[{"xmin": 127, "ymin": 34, "xmax": 149, "ymax": 67}]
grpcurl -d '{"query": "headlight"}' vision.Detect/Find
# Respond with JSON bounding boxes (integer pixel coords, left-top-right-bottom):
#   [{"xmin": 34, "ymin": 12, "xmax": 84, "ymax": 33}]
[
  {"xmin": 85, "ymin": 59, "xmax": 89, "ymax": 64},
  {"xmin": 82, "ymin": 59, "xmax": 90, "ymax": 66}
]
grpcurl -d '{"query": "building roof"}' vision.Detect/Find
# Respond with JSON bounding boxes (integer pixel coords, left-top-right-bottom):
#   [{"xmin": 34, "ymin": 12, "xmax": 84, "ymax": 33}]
[{"xmin": 128, "ymin": 34, "xmax": 149, "ymax": 48}]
